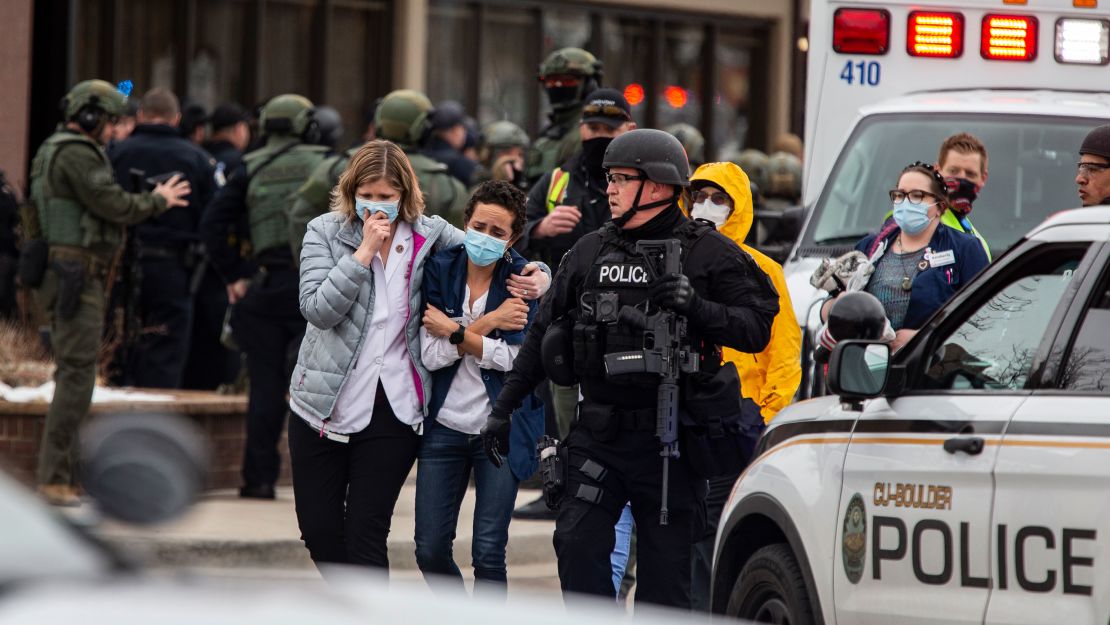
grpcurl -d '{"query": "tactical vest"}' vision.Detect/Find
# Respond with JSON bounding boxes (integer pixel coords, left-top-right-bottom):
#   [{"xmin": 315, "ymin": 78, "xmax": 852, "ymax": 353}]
[
  {"xmin": 409, "ymin": 153, "xmax": 464, "ymax": 226},
  {"xmin": 29, "ymin": 131, "xmax": 122, "ymax": 255},
  {"xmin": 245, "ymin": 139, "xmax": 328, "ymax": 255},
  {"xmin": 574, "ymin": 220, "xmax": 716, "ymax": 404}
]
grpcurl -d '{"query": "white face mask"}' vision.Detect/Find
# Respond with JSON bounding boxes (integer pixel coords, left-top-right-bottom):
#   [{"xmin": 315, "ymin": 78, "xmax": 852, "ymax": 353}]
[{"xmin": 691, "ymin": 200, "xmax": 731, "ymax": 227}]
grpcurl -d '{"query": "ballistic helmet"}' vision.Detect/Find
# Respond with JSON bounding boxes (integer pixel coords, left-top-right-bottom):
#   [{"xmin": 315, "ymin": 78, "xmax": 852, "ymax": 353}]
[
  {"xmin": 62, "ymin": 79, "xmax": 128, "ymax": 121},
  {"xmin": 483, "ymin": 121, "xmax": 530, "ymax": 151},
  {"xmin": 375, "ymin": 89, "xmax": 435, "ymax": 147},
  {"xmin": 603, "ymin": 128, "xmax": 691, "ymax": 187},
  {"xmin": 766, "ymin": 151, "xmax": 802, "ymax": 201},
  {"xmin": 538, "ymin": 48, "xmax": 603, "ymax": 112},
  {"xmin": 260, "ymin": 94, "xmax": 317, "ymax": 138},
  {"xmin": 665, "ymin": 123, "xmax": 706, "ymax": 168},
  {"xmin": 313, "ymin": 105, "xmax": 345, "ymax": 148},
  {"xmin": 731, "ymin": 148, "xmax": 770, "ymax": 194},
  {"xmin": 827, "ymin": 291, "xmax": 888, "ymax": 341}
]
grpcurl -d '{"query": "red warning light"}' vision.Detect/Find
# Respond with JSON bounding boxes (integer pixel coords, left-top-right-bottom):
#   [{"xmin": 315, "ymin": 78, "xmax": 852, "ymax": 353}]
[
  {"xmin": 624, "ymin": 83, "xmax": 645, "ymax": 107},
  {"xmin": 664, "ymin": 86, "xmax": 688, "ymax": 108}
]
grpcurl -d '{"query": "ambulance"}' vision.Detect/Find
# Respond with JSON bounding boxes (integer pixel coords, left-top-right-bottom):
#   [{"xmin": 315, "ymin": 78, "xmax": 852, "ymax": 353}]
[
  {"xmin": 711, "ymin": 205, "xmax": 1110, "ymax": 623},
  {"xmin": 788, "ymin": 0, "xmax": 1110, "ymax": 397}
]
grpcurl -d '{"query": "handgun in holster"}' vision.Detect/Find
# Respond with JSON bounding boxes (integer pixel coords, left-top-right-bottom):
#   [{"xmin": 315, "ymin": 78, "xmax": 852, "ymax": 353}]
[{"xmin": 538, "ymin": 435, "xmax": 568, "ymax": 510}]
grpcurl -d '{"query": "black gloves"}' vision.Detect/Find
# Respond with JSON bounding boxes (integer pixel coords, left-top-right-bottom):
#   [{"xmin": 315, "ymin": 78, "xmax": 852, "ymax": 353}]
[
  {"xmin": 481, "ymin": 411, "xmax": 512, "ymax": 467},
  {"xmin": 649, "ymin": 273, "xmax": 696, "ymax": 314}
]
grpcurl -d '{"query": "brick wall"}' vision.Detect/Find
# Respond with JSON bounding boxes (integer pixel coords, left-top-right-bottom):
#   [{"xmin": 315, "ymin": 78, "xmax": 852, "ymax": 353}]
[{"xmin": 0, "ymin": 391, "xmax": 291, "ymax": 490}]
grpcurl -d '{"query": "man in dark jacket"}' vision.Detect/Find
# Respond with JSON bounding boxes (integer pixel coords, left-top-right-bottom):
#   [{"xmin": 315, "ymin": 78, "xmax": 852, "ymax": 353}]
[
  {"xmin": 422, "ymin": 101, "xmax": 478, "ymax": 187},
  {"xmin": 110, "ymin": 87, "xmax": 218, "ymax": 389},
  {"xmin": 523, "ymin": 88, "xmax": 636, "ymax": 268}
]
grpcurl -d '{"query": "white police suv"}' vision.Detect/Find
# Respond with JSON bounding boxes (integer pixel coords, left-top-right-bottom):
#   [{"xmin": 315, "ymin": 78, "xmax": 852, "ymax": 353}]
[{"xmin": 713, "ymin": 207, "xmax": 1110, "ymax": 624}]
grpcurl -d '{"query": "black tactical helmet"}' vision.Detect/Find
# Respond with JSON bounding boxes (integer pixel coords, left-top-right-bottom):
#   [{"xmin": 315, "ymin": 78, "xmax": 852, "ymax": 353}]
[
  {"xmin": 603, "ymin": 128, "xmax": 691, "ymax": 187},
  {"xmin": 313, "ymin": 105, "xmax": 345, "ymax": 148},
  {"xmin": 827, "ymin": 291, "xmax": 888, "ymax": 341}
]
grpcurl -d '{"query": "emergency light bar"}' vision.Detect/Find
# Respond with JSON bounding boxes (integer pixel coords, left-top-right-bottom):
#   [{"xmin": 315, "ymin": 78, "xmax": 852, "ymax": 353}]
[
  {"xmin": 907, "ymin": 11, "xmax": 964, "ymax": 58},
  {"xmin": 833, "ymin": 8, "xmax": 890, "ymax": 55},
  {"xmin": 982, "ymin": 15, "xmax": 1038, "ymax": 61},
  {"xmin": 1055, "ymin": 18, "xmax": 1110, "ymax": 64}
]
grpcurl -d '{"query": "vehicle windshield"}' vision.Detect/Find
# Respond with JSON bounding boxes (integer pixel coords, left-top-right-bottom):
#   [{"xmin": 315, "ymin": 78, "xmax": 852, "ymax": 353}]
[{"xmin": 804, "ymin": 113, "xmax": 1098, "ymax": 254}]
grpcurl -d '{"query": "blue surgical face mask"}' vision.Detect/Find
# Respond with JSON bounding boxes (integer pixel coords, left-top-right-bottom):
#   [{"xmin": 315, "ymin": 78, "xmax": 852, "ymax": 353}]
[
  {"xmin": 355, "ymin": 198, "xmax": 400, "ymax": 223},
  {"xmin": 892, "ymin": 200, "xmax": 934, "ymax": 235},
  {"xmin": 464, "ymin": 228, "xmax": 508, "ymax": 267}
]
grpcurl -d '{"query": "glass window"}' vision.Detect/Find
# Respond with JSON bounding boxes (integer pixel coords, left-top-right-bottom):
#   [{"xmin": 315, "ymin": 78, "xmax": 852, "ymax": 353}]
[
  {"xmin": 192, "ymin": 0, "xmax": 249, "ymax": 111},
  {"xmin": 261, "ymin": 0, "xmax": 313, "ymax": 98},
  {"xmin": 921, "ymin": 246, "xmax": 1088, "ymax": 391},
  {"xmin": 601, "ymin": 15, "xmax": 651, "ymax": 128},
  {"xmin": 427, "ymin": 3, "xmax": 476, "ymax": 112},
  {"xmin": 328, "ymin": 2, "xmax": 391, "ymax": 147},
  {"xmin": 479, "ymin": 8, "xmax": 538, "ymax": 129},
  {"xmin": 656, "ymin": 22, "xmax": 704, "ymax": 130},
  {"xmin": 1060, "ymin": 277, "xmax": 1110, "ymax": 393},
  {"xmin": 116, "ymin": 0, "xmax": 177, "ymax": 91},
  {"xmin": 806, "ymin": 114, "xmax": 1100, "ymax": 255},
  {"xmin": 714, "ymin": 30, "xmax": 755, "ymax": 159}
]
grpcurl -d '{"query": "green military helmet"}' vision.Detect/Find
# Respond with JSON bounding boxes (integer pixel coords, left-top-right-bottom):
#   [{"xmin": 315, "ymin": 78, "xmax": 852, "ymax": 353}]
[
  {"xmin": 664, "ymin": 123, "xmax": 705, "ymax": 168},
  {"xmin": 260, "ymin": 93, "xmax": 317, "ymax": 138},
  {"xmin": 61, "ymin": 79, "xmax": 128, "ymax": 122},
  {"xmin": 766, "ymin": 150, "xmax": 803, "ymax": 201},
  {"xmin": 728, "ymin": 148, "xmax": 770, "ymax": 195},
  {"xmin": 375, "ymin": 89, "xmax": 435, "ymax": 148},
  {"xmin": 483, "ymin": 120, "xmax": 531, "ymax": 151},
  {"xmin": 538, "ymin": 48, "xmax": 603, "ymax": 111}
]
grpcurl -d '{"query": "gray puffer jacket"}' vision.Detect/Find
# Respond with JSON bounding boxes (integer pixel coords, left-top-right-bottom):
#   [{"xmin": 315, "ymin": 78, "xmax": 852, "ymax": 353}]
[{"xmin": 289, "ymin": 212, "xmax": 463, "ymax": 431}]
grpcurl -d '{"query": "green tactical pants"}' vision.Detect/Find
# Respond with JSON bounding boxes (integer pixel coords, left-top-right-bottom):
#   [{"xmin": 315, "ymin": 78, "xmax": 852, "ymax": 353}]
[{"xmin": 35, "ymin": 267, "xmax": 104, "ymax": 486}]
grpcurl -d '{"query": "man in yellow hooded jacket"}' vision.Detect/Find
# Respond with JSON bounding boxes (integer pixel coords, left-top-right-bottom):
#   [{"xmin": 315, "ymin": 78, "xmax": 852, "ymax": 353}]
[{"xmin": 684, "ymin": 161, "xmax": 802, "ymax": 610}]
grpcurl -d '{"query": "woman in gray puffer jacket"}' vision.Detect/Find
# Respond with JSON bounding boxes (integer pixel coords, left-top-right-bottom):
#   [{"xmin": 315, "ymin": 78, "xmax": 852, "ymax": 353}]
[{"xmin": 286, "ymin": 140, "xmax": 549, "ymax": 572}]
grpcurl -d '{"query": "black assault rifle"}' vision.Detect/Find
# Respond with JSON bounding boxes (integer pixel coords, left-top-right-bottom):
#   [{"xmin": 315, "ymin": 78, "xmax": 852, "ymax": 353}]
[{"xmin": 602, "ymin": 239, "xmax": 699, "ymax": 525}]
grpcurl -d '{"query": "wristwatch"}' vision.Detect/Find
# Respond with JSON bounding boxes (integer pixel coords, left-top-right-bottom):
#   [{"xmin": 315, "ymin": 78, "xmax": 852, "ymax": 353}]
[{"xmin": 448, "ymin": 323, "xmax": 466, "ymax": 345}]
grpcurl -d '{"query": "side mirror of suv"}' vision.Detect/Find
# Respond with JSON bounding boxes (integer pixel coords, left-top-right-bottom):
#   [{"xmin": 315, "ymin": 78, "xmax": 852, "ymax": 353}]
[{"xmin": 827, "ymin": 340, "xmax": 890, "ymax": 407}]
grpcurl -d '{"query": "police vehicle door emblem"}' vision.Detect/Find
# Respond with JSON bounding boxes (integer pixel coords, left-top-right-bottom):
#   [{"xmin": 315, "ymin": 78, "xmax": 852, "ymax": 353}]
[
  {"xmin": 842, "ymin": 493, "xmax": 867, "ymax": 584},
  {"xmin": 595, "ymin": 262, "xmax": 650, "ymax": 286}
]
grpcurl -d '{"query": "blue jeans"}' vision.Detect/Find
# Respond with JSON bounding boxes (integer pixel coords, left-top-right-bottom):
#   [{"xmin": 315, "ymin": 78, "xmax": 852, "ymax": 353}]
[
  {"xmin": 610, "ymin": 503, "xmax": 634, "ymax": 596},
  {"xmin": 414, "ymin": 419, "xmax": 520, "ymax": 594}
]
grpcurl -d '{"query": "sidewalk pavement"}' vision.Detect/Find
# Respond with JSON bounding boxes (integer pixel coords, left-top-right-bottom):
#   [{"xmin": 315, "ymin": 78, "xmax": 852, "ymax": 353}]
[{"xmin": 89, "ymin": 479, "xmax": 561, "ymax": 593}]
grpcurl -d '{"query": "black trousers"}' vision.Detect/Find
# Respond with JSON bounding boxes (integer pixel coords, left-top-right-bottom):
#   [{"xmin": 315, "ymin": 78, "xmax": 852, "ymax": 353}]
[
  {"xmin": 182, "ymin": 266, "xmax": 240, "ymax": 390},
  {"xmin": 288, "ymin": 385, "xmax": 420, "ymax": 570},
  {"xmin": 553, "ymin": 422, "xmax": 707, "ymax": 609},
  {"xmin": 129, "ymin": 257, "xmax": 193, "ymax": 389},
  {"xmin": 230, "ymin": 267, "xmax": 304, "ymax": 489}
]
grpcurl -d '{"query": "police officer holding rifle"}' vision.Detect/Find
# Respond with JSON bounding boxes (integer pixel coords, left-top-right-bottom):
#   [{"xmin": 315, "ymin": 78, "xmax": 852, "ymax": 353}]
[{"xmin": 481, "ymin": 129, "xmax": 779, "ymax": 608}]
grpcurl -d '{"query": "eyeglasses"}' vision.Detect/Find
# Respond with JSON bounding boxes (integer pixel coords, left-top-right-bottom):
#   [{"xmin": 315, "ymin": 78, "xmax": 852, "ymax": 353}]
[
  {"xmin": 692, "ymin": 190, "xmax": 732, "ymax": 206},
  {"xmin": 889, "ymin": 189, "xmax": 940, "ymax": 204},
  {"xmin": 1076, "ymin": 161, "xmax": 1110, "ymax": 176},
  {"xmin": 582, "ymin": 103, "xmax": 631, "ymax": 121},
  {"xmin": 606, "ymin": 172, "xmax": 646, "ymax": 186}
]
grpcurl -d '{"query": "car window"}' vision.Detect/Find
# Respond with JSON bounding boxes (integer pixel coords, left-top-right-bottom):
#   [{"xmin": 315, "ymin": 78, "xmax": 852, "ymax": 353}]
[
  {"xmin": 1059, "ymin": 276, "xmax": 1110, "ymax": 393},
  {"xmin": 806, "ymin": 113, "xmax": 1098, "ymax": 254},
  {"xmin": 920, "ymin": 246, "xmax": 1088, "ymax": 391}
]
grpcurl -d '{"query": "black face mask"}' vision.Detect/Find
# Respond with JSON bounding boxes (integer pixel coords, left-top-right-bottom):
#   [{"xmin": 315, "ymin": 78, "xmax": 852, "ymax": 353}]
[
  {"xmin": 944, "ymin": 177, "xmax": 980, "ymax": 216},
  {"xmin": 580, "ymin": 137, "xmax": 612, "ymax": 175},
  {"xmin": 546, "ymin": 85, "xmax": 581, "ymax": 109}
]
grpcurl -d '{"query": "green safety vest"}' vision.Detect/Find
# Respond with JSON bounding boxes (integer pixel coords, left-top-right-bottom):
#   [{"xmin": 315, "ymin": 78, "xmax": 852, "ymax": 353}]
[
  {"xmin": 28, "ymin": 131, "xmax": 122, "ymax": 255},
  {"xmin": 245, "ymin": 139, "xmax": 328, "ymax": 256},
  {"xmin": 941, "ymin": 210, "xmax": 991, "ymax": 261}
]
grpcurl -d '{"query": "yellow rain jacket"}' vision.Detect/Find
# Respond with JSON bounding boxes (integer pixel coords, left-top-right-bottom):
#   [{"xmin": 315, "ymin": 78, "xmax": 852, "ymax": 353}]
[{"xmin": 686, "ymin": 162, "xmax": 802, "ymax": 423}]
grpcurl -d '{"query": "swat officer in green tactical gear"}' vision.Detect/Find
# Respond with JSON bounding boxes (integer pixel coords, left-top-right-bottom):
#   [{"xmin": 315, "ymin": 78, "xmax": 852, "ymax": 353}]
[
  {"xmin": 471, "ymin": 120, "xmax": 531, "ymax": 191},
  {"xmin": 374, "ymin": 89, "xmax": 467, "ymax": 227},
  {"xmin": 287, "ymin": 142, "xmax": 362, "ymax": 261},
  {"xmin": 24, "ymin": 79, "xmax": 191, "ymax": 506},
  {"xmin": 200, "ymin": 93, "xmax": 329, "ymax": 500},
  {"xmin": 525, "ymin": 48, "xmax": 603, "ymax": 184},
  {"xmin": 664, "ymin": 123, "xmax": 706, "ymax": 170}
]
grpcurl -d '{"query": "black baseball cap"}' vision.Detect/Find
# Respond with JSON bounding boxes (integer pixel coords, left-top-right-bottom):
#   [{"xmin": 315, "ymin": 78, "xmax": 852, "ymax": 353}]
[
  {"xmin": 431, "ymin": 100, "xmax": 466, "ymax": 130},
  {"xmin": 210, "ymin": 103, "xmax": 249, "ymax": 132},
  {"xmin": 581, "ymin": 88, "xmax": 632, "ymax": 129}
]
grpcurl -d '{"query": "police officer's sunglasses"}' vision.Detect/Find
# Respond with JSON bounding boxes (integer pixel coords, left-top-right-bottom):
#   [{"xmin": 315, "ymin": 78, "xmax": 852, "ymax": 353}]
[
  {"xmin": 889, "ymin": 189, "xmax": 940, "ymax": 204},
  {"xmin": 1077, "ymin": 161, "xmax": 1110, "ymax": 176},
  {"xmin": 582, "ymin": 103, "xmax": 631, "ymax": 121},
  {"xmin": 606, "ymin": 172, "xmax": 646, "ymax": 185}
]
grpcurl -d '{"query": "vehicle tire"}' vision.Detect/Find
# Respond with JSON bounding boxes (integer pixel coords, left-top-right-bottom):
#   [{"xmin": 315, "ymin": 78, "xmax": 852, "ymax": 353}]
[{"xmin": 726, "ymin": 543, "xmax": 815, "ymax": 625}]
